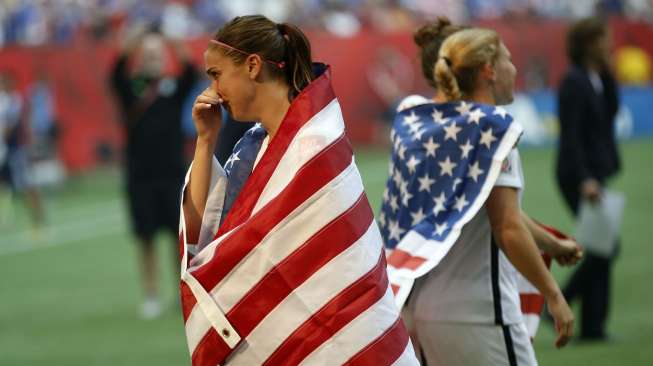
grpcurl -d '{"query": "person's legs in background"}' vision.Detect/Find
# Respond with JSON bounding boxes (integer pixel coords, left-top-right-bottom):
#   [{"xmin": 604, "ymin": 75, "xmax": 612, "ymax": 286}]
[
  {"xmin": 138, "ymin": 235, "xmax": 163, "ymax": 319},
  {"xmin": 128, "ymin": 181, "xmax": 164, "ymax": 319},
  {"xmin": 558, "ymin": 177, "xmax": 615, "ymax": 341}
]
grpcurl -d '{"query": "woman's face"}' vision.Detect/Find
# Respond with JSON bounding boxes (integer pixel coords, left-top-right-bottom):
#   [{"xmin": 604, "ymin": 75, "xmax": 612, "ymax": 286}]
[
  {"xmin": 589, "ymin": 33, "xmax": 611, "ymax": 67},
  {"xmin": 203, "ymin": 48, "xmax": 257, "ymax": 121},
  {"xmin": 491, "ymin": 42, "xmax": 517, "ymax": 105},
  {"xmin": 139, "ymin": 35, "xmax": 167, "ymax": 77}
]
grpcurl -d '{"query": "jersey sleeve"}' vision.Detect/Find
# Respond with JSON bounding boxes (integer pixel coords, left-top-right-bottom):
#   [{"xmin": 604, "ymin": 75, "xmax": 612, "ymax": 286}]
[{"xmin": 494, "ymin": 148, "xmax": 523, "ymax": 189}]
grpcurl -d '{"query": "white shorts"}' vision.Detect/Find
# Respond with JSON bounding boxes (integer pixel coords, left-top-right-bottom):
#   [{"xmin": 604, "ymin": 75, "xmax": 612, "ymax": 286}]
[{"xmin": 413, "ymin": 321, "xmax": 537, "ymax": 366}]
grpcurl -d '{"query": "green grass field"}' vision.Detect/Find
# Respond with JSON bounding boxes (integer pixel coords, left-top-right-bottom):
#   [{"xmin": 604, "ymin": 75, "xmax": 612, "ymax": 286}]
[{"xmin": 1, "ymin": 140, "xmax": 652, "ymax": 365}]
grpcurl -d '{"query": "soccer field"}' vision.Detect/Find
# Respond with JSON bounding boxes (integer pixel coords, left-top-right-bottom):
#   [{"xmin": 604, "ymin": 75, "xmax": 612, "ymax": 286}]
[{"xmin": 1, "ymin": 140, "xmax": 652, "ymax": 365}]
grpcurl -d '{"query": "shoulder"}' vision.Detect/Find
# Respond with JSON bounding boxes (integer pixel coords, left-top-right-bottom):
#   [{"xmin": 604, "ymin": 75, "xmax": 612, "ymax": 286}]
[
  {"xmin": 560, "ymin": 67, "xmax": 588, "ymax": 90},
  {"xmin": 472, "ymin": 103, "xmax": 515, "ymax": 128},
  {"xmin": 396, "ymin": 95, "xmax": 430, "ymax": 113}
]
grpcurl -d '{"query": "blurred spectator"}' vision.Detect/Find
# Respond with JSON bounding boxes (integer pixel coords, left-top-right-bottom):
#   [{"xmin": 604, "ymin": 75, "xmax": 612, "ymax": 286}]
[
  {"xmin": 1, "ymin": 0, "xmax": 651, "ymax": 47},
  {"xmin": 556, "ymin": 17, "xmax": 621, "ymax": 342},
  {"xmin": 0, "ymin": 71, "xmax": 45, "ymax": 231},
  {"xmin": 110, "ymin": 26, "xmax": 197, "ymax": 320},
  {"xmin": 26, "ymin": 72, "xmax": 65, "ymax": 187}
]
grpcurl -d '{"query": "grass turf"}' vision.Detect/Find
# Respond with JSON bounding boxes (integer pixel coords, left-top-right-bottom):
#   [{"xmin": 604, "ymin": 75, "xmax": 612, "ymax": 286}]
[{"xmin": 1, "ymin": 140, "xmax": 651, "ymax": 365}]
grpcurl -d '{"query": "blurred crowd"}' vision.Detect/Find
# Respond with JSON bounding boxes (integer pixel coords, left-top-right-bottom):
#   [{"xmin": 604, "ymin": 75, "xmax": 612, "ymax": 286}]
[{"xmin": 1, "ymin": 0, "xmax": 653, "ymax": 47}]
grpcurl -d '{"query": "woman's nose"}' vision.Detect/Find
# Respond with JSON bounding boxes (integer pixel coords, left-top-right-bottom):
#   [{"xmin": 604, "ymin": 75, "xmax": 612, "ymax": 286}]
[{"xmin": 209, "ymin": 81, "xmax": 222, "ymax": 97}]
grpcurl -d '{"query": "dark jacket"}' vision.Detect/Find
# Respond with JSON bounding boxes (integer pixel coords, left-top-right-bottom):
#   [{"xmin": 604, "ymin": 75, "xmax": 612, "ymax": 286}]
[
  {"xmin": 111, "ymin": 55, "xmax": 196, "ymax": 183},
  {"xmin": 556, "ymin": 66, "xmax": 621, "ymax": 187}
]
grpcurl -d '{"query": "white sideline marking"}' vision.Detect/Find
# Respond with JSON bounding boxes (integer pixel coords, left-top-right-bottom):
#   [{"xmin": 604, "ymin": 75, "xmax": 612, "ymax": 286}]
[{"xmin": 0, "ymin": 202, "xmax": 127, "ymax": 256}]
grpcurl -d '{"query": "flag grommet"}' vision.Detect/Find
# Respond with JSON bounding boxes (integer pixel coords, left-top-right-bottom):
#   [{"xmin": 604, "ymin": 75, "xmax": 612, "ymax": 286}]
[{"xmin": 222, "ymin": 329, "xmax": 231, "ymax": 338}]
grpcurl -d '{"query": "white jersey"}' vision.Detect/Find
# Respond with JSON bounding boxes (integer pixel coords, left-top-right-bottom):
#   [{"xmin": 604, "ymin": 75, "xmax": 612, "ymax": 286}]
[{"xmin": 412, "ymin": 148, "xmax": 525, "ymax": 325}]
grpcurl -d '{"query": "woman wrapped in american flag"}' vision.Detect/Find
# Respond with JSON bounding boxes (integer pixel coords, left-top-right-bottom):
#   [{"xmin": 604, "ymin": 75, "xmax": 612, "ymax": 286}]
[
  {"xmin": 178, "ymin": 15, "xmax": 419, "ymax": 366},
  {"xmin": 380, "ymin": 20, "xmax": 582, "ymax": 366}
]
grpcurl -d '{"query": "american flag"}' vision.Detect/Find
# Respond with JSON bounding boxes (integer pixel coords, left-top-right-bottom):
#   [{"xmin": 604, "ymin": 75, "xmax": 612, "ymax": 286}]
[
  {"xmin": 178, "ymin": 67, "xmax": 418, "ymax": 366},
  {"xmin": 378, "ymin": 97, "xmax": 524, "ymax": 307}
]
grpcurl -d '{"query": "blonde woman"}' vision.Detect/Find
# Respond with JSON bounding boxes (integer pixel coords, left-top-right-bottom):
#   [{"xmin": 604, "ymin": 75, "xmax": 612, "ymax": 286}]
[{"xmin": 381, "ymin": 28, "xmax": 575, "ymax": 365}]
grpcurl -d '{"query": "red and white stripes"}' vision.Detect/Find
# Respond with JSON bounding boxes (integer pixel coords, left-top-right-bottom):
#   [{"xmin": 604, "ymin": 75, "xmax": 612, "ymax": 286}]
[{"xmin": 179, "ymin": 68, "xmax": 417, "ymax": 365}]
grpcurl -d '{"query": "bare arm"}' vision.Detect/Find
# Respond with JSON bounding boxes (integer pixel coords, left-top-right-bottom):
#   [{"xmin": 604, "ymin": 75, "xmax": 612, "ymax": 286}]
[
  {"xmin": 183, "ymin": 88, "xmax": 223, "ymax": 243},
  {"xmin": 487, "ymin": 187, "xmax": 574, "ymax": 348},
  {"xmin": 521, "ymin": 211, "xmax": 583, "ymax": 266}
]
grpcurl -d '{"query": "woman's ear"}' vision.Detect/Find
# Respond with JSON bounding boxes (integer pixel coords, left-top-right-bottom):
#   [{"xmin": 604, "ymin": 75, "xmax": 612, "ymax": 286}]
[
  {"xmin": 246, "ymin": 54, "xmax": 263, "ymax": 80},
  {"xmin": 481, "ymin": 62, "xmax": 496, "ymax": 83}
]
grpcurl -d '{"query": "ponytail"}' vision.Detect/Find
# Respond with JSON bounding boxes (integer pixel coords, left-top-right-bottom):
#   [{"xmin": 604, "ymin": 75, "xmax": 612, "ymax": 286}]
[
  {"xmin": 434, "ymin": 57, "xmax": 462, "ymax": 100},
  {"xmin": 277, "ymin": 23, "xmax": 314, "ymax": 100}
]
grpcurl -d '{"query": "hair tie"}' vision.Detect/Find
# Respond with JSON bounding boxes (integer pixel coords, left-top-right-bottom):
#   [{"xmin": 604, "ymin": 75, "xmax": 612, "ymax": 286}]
[{"xmin": 277, "ymin": 23, "xmax": 290, "ymax": 41}]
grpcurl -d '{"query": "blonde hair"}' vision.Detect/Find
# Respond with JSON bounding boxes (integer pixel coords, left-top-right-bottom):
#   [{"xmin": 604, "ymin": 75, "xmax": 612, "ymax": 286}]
[{"xmin": 435, "ymin": 28, "xmax": 501, "ymax": 101}]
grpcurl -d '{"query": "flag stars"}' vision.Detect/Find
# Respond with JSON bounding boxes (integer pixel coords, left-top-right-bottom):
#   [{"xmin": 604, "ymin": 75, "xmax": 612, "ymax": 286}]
[
  {"xmin": 397, "ymin": 144, "xmax": 407, "ymax": 160},
  {"xmin": 432, "ymin": 192, "xmax": 447, "ymax": 216},
  {"xmin": 403, "ymin": 111, "xmax": 420, "ymax": 126},
  {"xmin": 401, "ymin": 190, "xmax": 414, "ymax": 206},
  {"xmin": 406, "ymin": 155, "xmax": 421, "ymax": 174},
  {"xmin": 454, "ymin": 194, "xmax": 469, "ymax": 212},
  {"xmin": 438, "ymin": 156, "xmax": 457, "ymax": 177},
  {"xmin": 388, "ymin": 220, "xmax": 405, "ymax": 241},
  {"xmin": 410, "ymin": 208, "xmax": 427, "ymax": 226},
  {"xmin": 434, "ymin": 222, "xmax": 448, "ymax": 236},
  {"xmin": 467, "ymin": 108, "xmax": 486, "ymax": 124},
  {"xmin": 408, "ymin": 121, "xmax": 424, "ymax": 135},
  {"xmin": 455, "ymin": 101, "xmax": 473, "ymax": 115},
  {"xmin": 480, "ymin": 128, "xmax": 497, "ymax": 149},
  {"xmin": 494, "ymin": 106, "xmax": 508, "ymax": 119},
  {"xmin": 389, "ymin": 194, "xmax": 399, "ymax": 212},
  {"xmin": 443, "ymin": 123, "xmax": 462, "ymax": 142},
  {"xmin": 423, "ymin": 137, "xmax": 440, "ymax": 157},
  {"xmin": 459, "ymin": 139, "xmax": 474, "ymax": 159},
  {"xmin": 432, "ymin": 108, "xmax": 449, "ymax": 124},
  {"xmin": 392, "ymin": 169, "xmax": 403, "ymax": 187},
  {"xmin": 225, "ymin": 150, "xmax": 241, "ymax": 169},
  {"xmin": 418, "ymin": 173, "xmax": 436, "ymax": 192},
  {"xmin": 467, "ymin": 161, "xmax": 485, "ymax": 182},
  {"xmin": 393, "ymin": 137, "xmax": 403, "ymax": 154},
  {"xmin": 452, "ymin": 178, "xmax": 462, "ymax": 191},
  {"xmin": 412, "ymin": 128, "xmax": 426, "ymax": 141}
]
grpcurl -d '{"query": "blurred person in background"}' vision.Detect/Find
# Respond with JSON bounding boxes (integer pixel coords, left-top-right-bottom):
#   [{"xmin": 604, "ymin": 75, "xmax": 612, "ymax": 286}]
[
  {"xmin": 0, "ymin": 71, "xmax": 44, "ymax": 231},
  {"xmin": 556, "ymin": 16, "xmax": 621, "ymax": 342},
  {"xmin": 26, "ymin": 71, "xmax": 65, "ymax": 187},
  {"xmin": 381, "ymin": 23, "xmax": 580, "ymax": 365},
  {"xmin": 110, "ymin": 25, "xmax": 197, "ymax": 320}
]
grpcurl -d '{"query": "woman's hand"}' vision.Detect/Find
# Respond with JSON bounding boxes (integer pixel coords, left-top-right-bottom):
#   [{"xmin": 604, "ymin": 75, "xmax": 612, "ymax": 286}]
[
  {"xmin": 581, "ymin": 178, "xmax": 602, "ymax": 203},
  {"xmin": 192, "ymin": 87, "xmax": 223, "ymax": 142},
  {"xmin": 546, "ymin": 291, "xmax": 575, "ymax": 348},
  {"xmin": 551, "ymin": 238, "xmax": 584, "ymax": 266}
]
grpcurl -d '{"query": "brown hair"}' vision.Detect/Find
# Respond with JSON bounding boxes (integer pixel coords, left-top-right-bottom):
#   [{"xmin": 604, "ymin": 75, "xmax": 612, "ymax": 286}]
[
  {"xmin": 434, "ymin": 28, "xmax": 501, "ymax": 100},
  {"xmin": 211, "ymin": 15, "xmax": 314, "ymax": 100},
  {"xmin": 414, "ymin": 17, "xmax": 467, "ymax": 89},
  {"xmin": 566, "ymin": 17, "xmax": 607, "ymax": 67}
]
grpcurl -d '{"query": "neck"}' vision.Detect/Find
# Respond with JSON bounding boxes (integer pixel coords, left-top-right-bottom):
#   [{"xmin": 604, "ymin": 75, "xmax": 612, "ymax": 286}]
[
  {"xmin": 467, "ymin": 87, "xmax": 496, "ymax": 105},
  {"xmin": 432, "ymin": 90, "xmax": 447, "ymax": 103},
  {"xmin": 585, "ymin": 60, "xmax": 603, "ymax": 73},
  {"xmin": 255, "ymin": 82, "xmax": 291, "ymax": 140}
]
